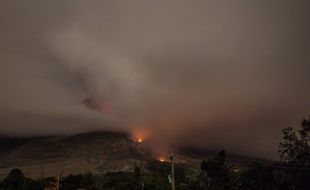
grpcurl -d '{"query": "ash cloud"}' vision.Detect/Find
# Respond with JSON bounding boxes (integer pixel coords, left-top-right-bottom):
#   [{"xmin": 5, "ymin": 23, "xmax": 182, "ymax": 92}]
[{"xmin": 0, "ymin": 0, "xmax": 310, "ymax": 159}]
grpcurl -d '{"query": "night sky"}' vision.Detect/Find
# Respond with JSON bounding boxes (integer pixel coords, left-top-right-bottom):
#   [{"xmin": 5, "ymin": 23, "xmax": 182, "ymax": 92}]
[{"xmin": 0, "ymin": 0, "xmax": 309, "ymax": 159}]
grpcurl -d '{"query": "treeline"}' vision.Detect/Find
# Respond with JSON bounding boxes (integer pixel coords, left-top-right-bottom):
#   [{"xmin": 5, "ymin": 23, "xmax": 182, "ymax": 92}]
[{"xmin": 0, "ymin": 116, "xmax": 309, "ymax": 190}]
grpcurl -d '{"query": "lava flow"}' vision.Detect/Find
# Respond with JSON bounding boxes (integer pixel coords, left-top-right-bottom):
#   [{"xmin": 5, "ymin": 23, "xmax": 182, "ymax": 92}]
[{"xmin": 131, "ymin": 126, "xmax": 149, "ymax": 144}]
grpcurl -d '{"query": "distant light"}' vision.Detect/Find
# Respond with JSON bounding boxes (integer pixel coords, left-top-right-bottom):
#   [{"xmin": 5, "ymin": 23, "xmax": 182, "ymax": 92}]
[
  {"xmin": 159, "ymin": 158, "xmax": 165, "ymax": 162},
  {"xmin": 131, "ymin": 127, "xmax": 149, "ymax": 145}
]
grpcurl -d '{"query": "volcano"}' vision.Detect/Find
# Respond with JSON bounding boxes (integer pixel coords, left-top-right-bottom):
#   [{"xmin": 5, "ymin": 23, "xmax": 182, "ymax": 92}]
[{"xmin": 0, "ymin": 131, "xmax": 268, "ymax": 179}]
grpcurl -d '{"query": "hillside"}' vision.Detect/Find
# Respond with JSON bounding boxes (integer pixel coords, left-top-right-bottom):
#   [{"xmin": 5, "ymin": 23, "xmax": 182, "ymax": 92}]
[
  {"xmin": 0, "ymin": 131, "xmax": 267, "ymax": 179},
  {"xmin": 0, "ymin": 131, "xmax": 151, "ymax": 179}
]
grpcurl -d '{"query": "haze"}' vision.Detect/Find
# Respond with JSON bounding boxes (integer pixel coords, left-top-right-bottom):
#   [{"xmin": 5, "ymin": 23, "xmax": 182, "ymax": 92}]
[{"xmin": 0, "ymin": 0, "xmax": 309, "ymax": 159}]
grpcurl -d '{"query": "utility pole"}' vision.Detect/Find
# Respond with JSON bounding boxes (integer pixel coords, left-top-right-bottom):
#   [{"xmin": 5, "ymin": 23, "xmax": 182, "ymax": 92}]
[
  {"xmin": 48, "ymin": 174, "xmax": 60, "ymax": 190},
  {"xmin": 170, "ymin": 153, "xmax": 175, "ymax": 190},
  {"xmin": 56, "ymin": 175, "xmax": 60, "ymax": 190}
]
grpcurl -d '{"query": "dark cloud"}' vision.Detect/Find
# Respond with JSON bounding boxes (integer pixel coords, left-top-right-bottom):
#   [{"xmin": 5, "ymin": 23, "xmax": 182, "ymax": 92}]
[{"xmin": 0, "ymin": 0, "xmax": 309, "ymax": 159}]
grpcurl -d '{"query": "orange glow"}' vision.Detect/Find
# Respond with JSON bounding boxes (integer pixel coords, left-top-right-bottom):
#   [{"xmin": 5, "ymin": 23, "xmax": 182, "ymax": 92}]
[
  {"xmin": 131, "ymin": 126, "xmax": 149, "ymax": 143},
  {"xmin": 158, "ymin": 156, "xmax": 166, "ymax": 162}
]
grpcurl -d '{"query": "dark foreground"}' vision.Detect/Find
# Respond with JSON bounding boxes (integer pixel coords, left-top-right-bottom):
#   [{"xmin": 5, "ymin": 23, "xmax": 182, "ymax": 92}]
[
  {"xmin": 0, "ymin": 116, "xmax": 309, "ymax": 190},
  {"xmin": 0, "ymin": 151, "xmax": 310, "ymax": 190}
]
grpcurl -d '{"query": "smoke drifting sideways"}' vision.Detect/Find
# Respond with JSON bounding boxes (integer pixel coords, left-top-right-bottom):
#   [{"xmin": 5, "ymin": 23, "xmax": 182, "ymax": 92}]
[{"xmin": 0, "ymin": 0, "xmax": 310, "ymax": 159}]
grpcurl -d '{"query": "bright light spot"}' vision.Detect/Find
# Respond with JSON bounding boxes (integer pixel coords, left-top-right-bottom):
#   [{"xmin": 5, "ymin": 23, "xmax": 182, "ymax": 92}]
[
  {"xmin": 131, "ymin": 126, "xmax": 149, "ymax": 144},
  {"xmin": 158, "ymin": 157, "xmax": 165, "ymax": 162}
]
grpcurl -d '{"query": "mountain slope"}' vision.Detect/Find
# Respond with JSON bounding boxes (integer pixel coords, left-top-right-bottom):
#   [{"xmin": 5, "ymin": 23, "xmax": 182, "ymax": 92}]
[
  {"xmin": 0, "ymin": 131, "xmax": 149, "ymax": 179},
  {"xmin": 0, "ymin": 131, "xmax": 269, "ymax": 179}
]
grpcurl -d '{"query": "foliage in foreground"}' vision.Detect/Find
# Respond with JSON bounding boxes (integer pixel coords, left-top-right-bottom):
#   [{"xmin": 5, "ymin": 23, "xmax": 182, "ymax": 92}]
[{"xmin": 0, "ymin": 116, "xmax": 309, "ymax": 190}]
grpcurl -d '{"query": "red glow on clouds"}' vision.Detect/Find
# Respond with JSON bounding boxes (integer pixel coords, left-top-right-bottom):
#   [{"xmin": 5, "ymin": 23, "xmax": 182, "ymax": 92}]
[{"xmin": 99, "ymin": 99, "xmax": 113, "ymax": 114}]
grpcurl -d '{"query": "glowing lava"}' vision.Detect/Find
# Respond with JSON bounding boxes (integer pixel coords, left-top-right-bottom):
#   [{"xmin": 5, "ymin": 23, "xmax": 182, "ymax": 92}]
[
  {"xmin": 131, "ymin": 126, "xmax": 149, "ymax": 144},
  {"xmin": 158, "ymin": 156, "xmax": 165, "ymax": 162}
]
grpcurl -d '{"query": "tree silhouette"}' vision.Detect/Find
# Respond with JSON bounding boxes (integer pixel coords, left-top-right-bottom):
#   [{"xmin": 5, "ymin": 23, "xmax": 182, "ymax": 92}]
[
  {"xmin": 278, "ymin": 116, "xmax": 310, "ymax": 162},
  {"xmin": 276, "ymin": 115, "xmax": 310, "ymax": 190},
  {"xmin": 200, "ymin": 150, "xmax": 239, "ymax": 190},
  {"xmin": 1, "ymin": 168, "xmax": 25, "ymax": 190}
]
